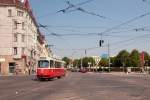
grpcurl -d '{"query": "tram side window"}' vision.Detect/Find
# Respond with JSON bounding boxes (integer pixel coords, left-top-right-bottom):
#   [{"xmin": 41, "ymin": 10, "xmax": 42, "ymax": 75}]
[
  {"xmin": 61, "ymin": 63, "xmax": 64, "ymax": 68},
  {"xmin": 55, "ymin": 62, "xmax": 62, "ymax": 68},
  {"xmin": 50, "ymin": 60, "xmax": 54, "ymax": 68},
  {"xmin": 38, "ymin": 60, "xmax": 49, "ymax": 68}
]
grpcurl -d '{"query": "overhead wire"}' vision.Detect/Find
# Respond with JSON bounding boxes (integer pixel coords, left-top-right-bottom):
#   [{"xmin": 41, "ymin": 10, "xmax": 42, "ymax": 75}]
[
  {"xmin": 63, "ymin": 0, "xmax": 109, "ymax": 19},
  {"xmin": 110, "ymin": 34, "xmax": 150, "ymax": 55},
  {"xmin": 108, "ymin": 33, "xmax": 150, "ymax": 48},
  {"xmin": 43, "ymin": 28, "xmax": 150, "ymax": 37},
  {"xmin": 100, "ymin": 11, "xmax": 150, "ymax": 35},
  {"xmin": 39, "ymin": 26, "xmax": 76, "ymax": 50},
  {"xmin": 37, "ymin": 1, "xmax": 150, "ymax": 55},
  {"xmin": 36, "ymin": 24, "xmax": 150, "ymax": 29},
  {"xmin": 64, "ymin": 0, "xmax": 94, "ymax": 7},
  {"xmin": 37, "ymin": 0, "xmax": 95, "ymax": 19},
  {"xmin": 52, "ymin": 32, "xmax": 150, "ymax": 52},
  {"xmin": 37, "ymin": 25, "xmax": 117, "ymax": 29},
  {"xmin": 142, "ymin": 0, "xmax": 150, "ymax": 5}
]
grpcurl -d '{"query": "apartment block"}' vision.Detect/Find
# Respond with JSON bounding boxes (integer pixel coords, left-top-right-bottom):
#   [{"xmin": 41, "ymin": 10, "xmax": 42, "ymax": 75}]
[{"xmin": 0, "ymin": 0, "xmax": 50, "ymax": 75}]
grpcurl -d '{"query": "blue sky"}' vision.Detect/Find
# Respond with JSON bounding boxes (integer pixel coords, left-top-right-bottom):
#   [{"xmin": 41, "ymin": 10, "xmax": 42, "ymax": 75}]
[{"xmin": 29, "ymin": 0, "xmax": 150, "ymax": 58}]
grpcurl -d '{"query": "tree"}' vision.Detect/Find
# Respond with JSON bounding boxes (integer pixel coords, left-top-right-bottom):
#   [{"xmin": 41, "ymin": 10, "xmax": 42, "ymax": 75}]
[
  {"xmin": 62, "ymin": 57, "xmax": 71, "ymax": 67},
  {"xmin": 142, "ymin": 51, "xmax": 150, "ymax": 66},
  {"xmin": 130, "ymin": 49, "xmax": 140, "ymax": 67},
  {"xmin": 99, "ymin": 58, "xmax": 108, "ymax": 67},
  {"xmin": 116, "ymin": 50, "xmax": 130, "ymax": 67},
  {"xmin": 82, "ymin": 57, "xmax": 95, "ymax": 68},
  {"xmin": 76, "ymin": 57, "xmax": 95, "ymax": 68},
  {"xmin": 110, "ymin": 56, "xmax": 117, "ymax": 67},
  {"xmin": 73, "ymin": 59, "xmax": 80, "ymax": 68}
]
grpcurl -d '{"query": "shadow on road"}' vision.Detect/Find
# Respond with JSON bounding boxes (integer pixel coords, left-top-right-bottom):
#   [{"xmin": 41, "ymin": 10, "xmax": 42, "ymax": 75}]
[{"xmin": 32, "ymin": 78, "xmax": 56, "ymax": 82}]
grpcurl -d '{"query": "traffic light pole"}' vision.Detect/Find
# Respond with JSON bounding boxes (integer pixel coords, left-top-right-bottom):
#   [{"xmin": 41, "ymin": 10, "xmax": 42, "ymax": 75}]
[{"xmin": 99, "ymin": 33, "xmax": 104, "ymax": 47}]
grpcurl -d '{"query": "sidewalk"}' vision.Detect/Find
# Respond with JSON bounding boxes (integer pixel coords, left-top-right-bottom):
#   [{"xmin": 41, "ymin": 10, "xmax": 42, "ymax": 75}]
[
  {"xmin": 101, "ymin": 72, "xmax": 150, "ymax": 76},
  {"xmin": 0, "ymin": 74, "xmax": 36, "ymax": 77}
]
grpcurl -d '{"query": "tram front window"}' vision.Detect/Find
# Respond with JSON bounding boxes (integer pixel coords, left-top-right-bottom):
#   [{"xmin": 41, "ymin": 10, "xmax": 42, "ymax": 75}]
[{"xmin": 38, "ymin": 60, "xmax": 49, "ymax": 68}]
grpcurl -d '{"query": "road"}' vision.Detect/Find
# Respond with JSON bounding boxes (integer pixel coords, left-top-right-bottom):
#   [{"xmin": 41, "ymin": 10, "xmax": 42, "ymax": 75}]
[{"xmin": 0, "ymin": 72, "xmax": 150, "ymax": 100}]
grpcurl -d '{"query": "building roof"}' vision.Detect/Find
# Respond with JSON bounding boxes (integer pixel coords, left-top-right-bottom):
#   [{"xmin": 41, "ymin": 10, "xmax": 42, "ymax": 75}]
[
  {"xmin": 0, "ymin": 0, "xmax": 29, "ymax": 9},
  {"xmin": 0, "ymin": 0, "xmax": 14, "ymax": 5}
]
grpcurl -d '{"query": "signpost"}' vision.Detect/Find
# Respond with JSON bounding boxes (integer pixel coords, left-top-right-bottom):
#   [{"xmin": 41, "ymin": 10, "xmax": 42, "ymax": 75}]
[{"xmin": 92, "ymin": 56, "xmax": 101, "ymax": 71}]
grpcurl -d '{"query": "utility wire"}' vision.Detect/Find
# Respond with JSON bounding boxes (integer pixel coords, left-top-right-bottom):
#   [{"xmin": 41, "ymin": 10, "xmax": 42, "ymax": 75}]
[
  {"xmin": 54, "ymin": 46, "xmax": 99, "ymax": 51},
  {"xmin": 63, "ymin": 1, "xmax": 108, "ymax": 19},
  {"xmin": 142, "ymin": 0, "xmax": 150, "ymax": 5},
  {"xmin": 109, "ymin": 33, "xmax": 150, "ymax": 46},
  {"xmin": 37, "ymin": 25, "xmax": 111, "ymax": 29},
  {"xmin": 64, "ymin": 0, "xmax": 94, "ymax": 7},
  {"xmin": 40, "ymin": 26, "xmax": 75, "ymax": 50},
  {"xmin": 37, "ymin": 24, "xmax": 150, "ymax": 31},
  {"xmin": 37, "ymin": 0, "xmax": 94, "ymax": 19},
  {"xmin": 77, "ymin": 7, "xmax": 107, "ymax": 19},
  {"xmin": 53, "ymin": 33, "xmax": 150, "ymax": 51},
  {"xmin": 100, "ymin": 11, "xmax": 150, "ymax": 35},
  {"xmin": 110, "ymin": 34, "xmax": 150, "ymax": 55},
  {"xmin": 43, "ymin": 28, "xmax": 149, "ymax": 37}
]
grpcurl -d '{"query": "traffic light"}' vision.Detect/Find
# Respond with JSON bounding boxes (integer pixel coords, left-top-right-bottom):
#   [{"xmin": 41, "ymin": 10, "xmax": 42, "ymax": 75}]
[{"xmin": 99, "ymin": 40, "xmax": 104, "ymax": 47}]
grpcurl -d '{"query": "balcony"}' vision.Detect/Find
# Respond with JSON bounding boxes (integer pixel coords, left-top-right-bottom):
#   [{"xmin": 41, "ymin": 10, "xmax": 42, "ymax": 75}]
[{"xmin": 13, "ymin": 54, "xmax": 21, "ymax": 59}]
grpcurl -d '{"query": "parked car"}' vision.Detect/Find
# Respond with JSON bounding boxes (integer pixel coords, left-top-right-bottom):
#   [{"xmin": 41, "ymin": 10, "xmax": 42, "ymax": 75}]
[
  {"xmin": 71, "ymin": 68, "xmax": 79, "ymax": 72},
  {"xmin": 79, "ymin": 68, "xmax": 88, "ymax": 73}
]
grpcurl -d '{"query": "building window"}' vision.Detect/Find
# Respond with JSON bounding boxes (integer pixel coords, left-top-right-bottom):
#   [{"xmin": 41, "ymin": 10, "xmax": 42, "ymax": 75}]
[
  {"xmin": 22, "ymin": 47, "xmax": 25, "ymax": 55},
  {"xmin": 22, "ymin": 34, "xmax": 25, "ymax": 42},
  {"xmin": 8, "ymin": 9, "xmax": 12, "ymax": 17},
  {"xmin": 14, "ymin": 21, "xmax": 18, "ymax": 29},
  {"xmin": 14, "ymin": 47, "xmax": 17, "ymax": 55},
  {"xmin": 14, "ymin": 33, "xmax": 18, "ymax": 42},
  {"xmin": 26, "ymin": 14, "xmax": 28, "ymax": 18},
  {"xmin": 9, "ymin": 63, "xmax": 15, "ymax": 73},
  {"xmin": 17, "ymin": 11, "xmax": 24, "ymax": 17},
  {"xmin": 22, "ymin": 22, "xmax": 25, "ymax": 30}
]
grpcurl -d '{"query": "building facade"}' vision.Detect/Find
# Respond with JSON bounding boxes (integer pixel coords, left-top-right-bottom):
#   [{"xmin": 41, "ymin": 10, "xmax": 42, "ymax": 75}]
[{"xmin": 0, "ymin": 0, "xmax": 50, "ymax": 75}]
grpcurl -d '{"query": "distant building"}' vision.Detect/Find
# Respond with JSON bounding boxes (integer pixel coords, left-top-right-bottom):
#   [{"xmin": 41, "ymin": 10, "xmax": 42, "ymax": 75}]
[{"xmin": 0, "ymin": 0, "xmax": 50, "ymax": 75}]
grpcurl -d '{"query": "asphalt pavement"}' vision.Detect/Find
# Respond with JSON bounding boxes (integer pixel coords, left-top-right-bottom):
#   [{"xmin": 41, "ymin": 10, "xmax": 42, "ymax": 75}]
[{"xmin": 0, "ymin": 72, "xmax": 150, "ymax": 100}]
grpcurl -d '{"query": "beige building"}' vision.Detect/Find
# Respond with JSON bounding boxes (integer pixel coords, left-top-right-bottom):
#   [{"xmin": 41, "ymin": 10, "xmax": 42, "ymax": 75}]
[{"xmin": 0, "ymin": 0, "xmax": 50, "ymax": 75}]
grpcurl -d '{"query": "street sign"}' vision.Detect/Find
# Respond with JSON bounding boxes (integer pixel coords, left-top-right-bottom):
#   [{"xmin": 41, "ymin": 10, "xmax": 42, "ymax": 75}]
[{"xmin": 92, "ymin": 56, "xmax": 101, "ymax": 65}]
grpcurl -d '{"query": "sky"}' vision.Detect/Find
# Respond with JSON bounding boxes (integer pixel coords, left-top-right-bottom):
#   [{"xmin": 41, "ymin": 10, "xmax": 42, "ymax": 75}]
[{"xmin": 29, "ymin": 0, "xmax": 150, "ymax": 58}]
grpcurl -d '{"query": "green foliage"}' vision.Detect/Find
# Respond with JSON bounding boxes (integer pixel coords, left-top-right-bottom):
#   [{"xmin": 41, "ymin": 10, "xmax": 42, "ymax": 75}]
[
  {"xmin": 143, "ymin": 51, "xmax": 149, "ymax": 60},
  {"xmin": 62, "ymin": 50, "xmax": 150, "ymax": 68},
  {"xmin": 62, "ymin": 57, "xmax": 71, "ymax": 66},
  {"xmin": 73, "ymin": 57, "xmax": 95, "ymax": 68},
  {"xmin": 110, "ymin": 57, "xmax": 120, "ymax": 67},
  {"xmin": 99, "ymin": 58, "xmax": 108, "ymax": 67},
  {"xmin": 82, "ymin": 57, "xmax": 95, "ymax": 67},
  {"xmin": 73, "ymin": 59, "xmax": 80, "ymax": 67},
  {"xmin": 110, "ymin": 49, "xmax": 146, "ymax": 67},
  {"xmin": 116, "ymin": 50, "xmax": 130, "ymax": 67},
  {"xmin": 142, "ymin": 51, "xmax": 150, "ymax": 66},
  {"xmin": 130, "ymin": 49, "xmax": 140, "ymax": 67}
]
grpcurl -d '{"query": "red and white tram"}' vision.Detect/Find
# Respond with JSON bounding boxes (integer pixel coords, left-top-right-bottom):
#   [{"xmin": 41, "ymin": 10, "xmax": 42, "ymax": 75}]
[{"xmin": 36, "ymin": 57, "xmax": 66, "ymax": 80}]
